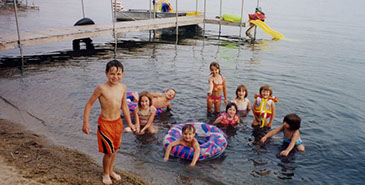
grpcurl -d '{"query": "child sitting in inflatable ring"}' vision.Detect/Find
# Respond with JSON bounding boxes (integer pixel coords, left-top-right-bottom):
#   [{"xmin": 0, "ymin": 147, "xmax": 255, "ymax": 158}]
[
  {"xmin": 213, "ymin": 102, "xmax": 240, "ymax": 126},
  {"xmin": 124, "ymin": 91, "xmax": 158, "ymax": 135},
  {"xmin": 252, "ymin": 84, "xmax": 278, "ymax": 128},
  {"xmin": 164, "ymin": 124, "xmax": 201, "ymax": 167},
  {"xmin": 260, "ymin": 113, "xmax": 305, "ymax": 156}
]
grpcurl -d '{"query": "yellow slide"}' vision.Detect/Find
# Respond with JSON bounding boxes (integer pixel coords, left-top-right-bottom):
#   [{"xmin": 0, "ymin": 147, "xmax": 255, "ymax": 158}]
[{"xmin": 250, "ymin": 20, "xmax": 284, "ymax": 39}]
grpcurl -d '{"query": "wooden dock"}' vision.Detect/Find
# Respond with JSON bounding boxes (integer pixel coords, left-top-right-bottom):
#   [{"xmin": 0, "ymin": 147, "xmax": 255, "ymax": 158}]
[{"xmin": 0, "ymin": 16, "xmax": 249, "ymax": 51}]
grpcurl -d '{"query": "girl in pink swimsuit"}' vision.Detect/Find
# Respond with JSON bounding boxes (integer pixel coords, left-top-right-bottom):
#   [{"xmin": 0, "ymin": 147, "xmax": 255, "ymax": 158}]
[
  {"xmin": 213, "ymin": 102, "xmax": 240, "ymax": 127},
  {"xmin": 207, "ymin": 62, "xmax": 227, "ymax": 113}
]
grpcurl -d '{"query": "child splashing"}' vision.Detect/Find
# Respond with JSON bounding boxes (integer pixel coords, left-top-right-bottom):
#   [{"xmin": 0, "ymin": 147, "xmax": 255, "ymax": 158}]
[
  {"xmin": 125, "ymin": 91, "xmax": 158, "ymax": 135},
  {"xmin": 232, "ymin": 85, "xmax": 251, "ymax": 114},
  {"xmin": 207, "ymin": 62, "xmax": 227, "ymax": 113},
  {"xmin": 260, "ymin": 113, "xmax": 305, "ymax": 156},
  {"xmin": 252, "ymin": 84, "xmax": 278, "ymax": 128},
  {"xmin": 164, "ymin": 124, "xmax": 201, "ymax": 167},
  {"xmin": 213, "ymin": 102, "xmax": 240, "ymax": 127}
]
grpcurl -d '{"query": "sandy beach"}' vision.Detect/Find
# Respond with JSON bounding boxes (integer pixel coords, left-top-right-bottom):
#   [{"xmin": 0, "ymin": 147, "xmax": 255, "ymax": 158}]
[{"xmin": 0, "ymin": 119, "xmax": 147, "ymax": 185}]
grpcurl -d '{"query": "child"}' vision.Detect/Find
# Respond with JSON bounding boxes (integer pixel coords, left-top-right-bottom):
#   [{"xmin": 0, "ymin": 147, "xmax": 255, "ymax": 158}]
[
  {"xmin": 260, "ymin": 113, "xmax": 305, "ymax": 156},
  {"xmin": 150, "ymin": 88, "xmax": 176, "ymax": 111},
  {"xmin": 232, "ymin": 85, "xmax": 251, "ymax": 113},
  {"xmin": 125, "ymin": 91, "xmax": 158, "ymax": 135},
  {"xmin": 252, "ymin": 84, "xmax": 278, "ymax": 128},
  {"xmin": 82, "ymin": 60, "xmax": 135, "ymax": 185},
  {"xmin": 213, "ymin": 102, "xmax": 240, "ymax": 126},
  {"xmin": 164, "ymin": 124, "xmax": 201, "ymax": 167},
  {"xmin": 207, "ymin": 62, "xmax": 227, "ymax": 113},
  {"xmin": 126, "ymin": 88, "xmax": 176, "ymax": 114}
]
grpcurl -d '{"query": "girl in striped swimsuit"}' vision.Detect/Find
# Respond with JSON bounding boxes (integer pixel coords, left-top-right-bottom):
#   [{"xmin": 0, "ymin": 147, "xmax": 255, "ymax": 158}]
[{"xmin": 125, "ymin": 91, "xmax": 158, "ymax": 135}]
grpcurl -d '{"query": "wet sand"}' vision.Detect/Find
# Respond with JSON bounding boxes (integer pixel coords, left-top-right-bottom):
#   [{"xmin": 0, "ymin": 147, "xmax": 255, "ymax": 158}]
[{"xmin": 0, "ymin": 119, "xmax": 148, "ymax": 185}]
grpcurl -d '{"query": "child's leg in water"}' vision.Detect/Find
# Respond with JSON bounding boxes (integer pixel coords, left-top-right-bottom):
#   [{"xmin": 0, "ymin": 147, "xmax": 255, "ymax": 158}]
[
  {"xmin": 297, "ymin": 144, "xmax": 305, "ymax": 152},
  {"xmin": 147, "ymin": 125, "xmax": 158, "ymax": 134},
  {"xmin": 207, "ymin": 99, "xmax": 213, "ymax": 112},
  {"xmin": 214, "ymin": 101, "xmax": 221, "ymax": 113}
]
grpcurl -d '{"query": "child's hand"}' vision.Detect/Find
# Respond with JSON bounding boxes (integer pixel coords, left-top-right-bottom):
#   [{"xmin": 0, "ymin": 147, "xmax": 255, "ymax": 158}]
[
  {"xmin": 224, "ymin": 99, "xmax": 228, "ymax": 105},
  {"xmin": 130, "ymin": 125, "xmax": 136, "ymax": 132},
  {"xmin": 82, "ymin": 122, "xmax": 91, "ymax": 135},
  {"xmin": 164, "ymin": 156, "xmax": 169, "ymax": 162},
  {"xmin": 280, "ymin": 150, "xmax": 290, "ymax": 156},
  {"xmin": 260, "ymin": 136, "xmax": 267, "ymax": 144},
  {"xmin": 189, "ymin": 163, "xmax": 196, "ymax": 167}
]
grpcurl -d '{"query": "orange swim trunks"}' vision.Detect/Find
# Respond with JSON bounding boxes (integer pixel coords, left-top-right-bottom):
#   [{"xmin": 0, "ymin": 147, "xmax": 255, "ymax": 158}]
[{"xmin": 97, "ymin": 116, "xmax": 123, "ymax": 154}]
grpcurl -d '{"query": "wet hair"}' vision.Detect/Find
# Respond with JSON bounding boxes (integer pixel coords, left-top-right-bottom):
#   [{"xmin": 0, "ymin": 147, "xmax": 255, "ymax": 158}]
[
  {"xmin": 165, "ymin": 88, "xmax": 176, "ymax": 98},
  {"xmin": 209, "ymin": 62, "xmax": 221, "ymax": 74},
  {"xmin": 138, "ymin": 91, "xmax": 152, "ymax": 107},
  {"xmin": 226, "ymin": 102, "xmax": 238, "ymax": 113},
  {"xmin": 283, "ymin": 113, "xmax": 301, "ymax": 130},
  {"xmin": 106, "ymin": 60, "xmax": 124, "ymax": 73},
  {"xmin": 236, "ymin": 85, "xmax": 248, "ymax": 98},
  {"xmin": 259, "ymin": 84, "xmax": 273, "ymax": 96},
  {"xmin": 182, "ymin": 124, "xmax": 196, "ymax": 134}
]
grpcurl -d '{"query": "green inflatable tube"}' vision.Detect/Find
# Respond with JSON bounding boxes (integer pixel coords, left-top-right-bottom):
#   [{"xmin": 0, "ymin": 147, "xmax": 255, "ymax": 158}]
[{"xmin": 222, "ymin": 13, "xmax": 242, "ymax": 22}]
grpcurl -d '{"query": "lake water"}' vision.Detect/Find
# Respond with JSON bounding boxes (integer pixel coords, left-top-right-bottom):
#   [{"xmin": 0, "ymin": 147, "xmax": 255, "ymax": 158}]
[{"xmin": 1, "ymin": 0, "xmax": 365, "ymax": 184}]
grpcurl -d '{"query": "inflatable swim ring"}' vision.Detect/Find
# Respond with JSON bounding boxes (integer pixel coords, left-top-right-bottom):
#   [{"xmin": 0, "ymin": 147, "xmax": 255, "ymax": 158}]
[
  {"xmin": 163, "ymin": 122, "xmax": 227, "ymax": 160},
  {"xmin": 124, "ymin": 91, "xmax": 163, "ymax": 115}
]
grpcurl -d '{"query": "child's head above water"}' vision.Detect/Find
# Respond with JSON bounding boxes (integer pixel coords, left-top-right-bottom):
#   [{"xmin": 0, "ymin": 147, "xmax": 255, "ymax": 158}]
[
  {"xmin": 236, "ymin": 85, "xmax": 248, "ymax": 98},
  {"xmin": 283, "ymin": 113, "xmax": 301, "ymax": 130},
  {"xmin": 226, "ymin": 102, "xmax": 238, "ymax": 114},
  {"xmin": 209, "ymin": 62, "xmax": 221, "ymax": 75},
  {"xmin": 165, "ymin": 88, "xmax": 176, "ymax": 100},
  {"xmin": 106, "ymin": 60, "xmax": 124, "ymax": 73},
  {"xmin": 138, "ymin": 91, "xmax": 152, "ymax": 108},
  {"xmin": 259, "ymin": 84, "xmax": 273, "ymax": 97}
]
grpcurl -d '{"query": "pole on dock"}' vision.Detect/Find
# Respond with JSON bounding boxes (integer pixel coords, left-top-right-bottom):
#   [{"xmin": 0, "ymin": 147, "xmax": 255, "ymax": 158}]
[
  {"xmin": 81, "ymin": 0, "xmax": 85, "ymax": 18},
  {"xmin": 253, "ymin": 0, "xmax": 260, "ymax": 42},
  {"xmin": 219, "ymin": 0, "xmax": 222, "ymax": 37},
  {"xmin": 153, "ymin": 0, "xmax": 156, "ymax": 38},
  {"xmin": 149, "ymin": 0, "xmax": 152, "ymax": 41},
  {"xmin": 175, "ymin": 0, "xmax": 179, "ymax": 43},
  {"xmin": 203, "ymin": 0, "xmax": 206, "ymax": 37},
  {"xmin": 13, "ymin": 0, "xmax": 24, "ymax": 69},
  {"xmin": 111, "ymin": 0, "xmax": 117, "ymax": 57},
  {"xmin": 239, "ymin": 0, "xmax": 245, "ymax": 41},
  {"xmin": 196, "ymin": 0, "xmax": 198, "ymax": 17},
  {"xmin": 153, "ymin": 0, "xmax": 156, "ymax": 19}
]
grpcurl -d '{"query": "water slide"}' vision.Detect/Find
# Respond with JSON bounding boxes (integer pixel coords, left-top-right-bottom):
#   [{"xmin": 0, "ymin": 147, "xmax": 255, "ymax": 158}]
[{"xmin": 250, "ymin": 20, "xmax": 284, "ymax": 39}]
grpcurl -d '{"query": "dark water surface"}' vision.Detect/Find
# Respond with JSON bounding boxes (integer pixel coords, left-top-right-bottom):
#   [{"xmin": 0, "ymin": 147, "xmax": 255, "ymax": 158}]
[{"xmin": 1, "ymin": 0, "xmax": 365, "ymax": 184}]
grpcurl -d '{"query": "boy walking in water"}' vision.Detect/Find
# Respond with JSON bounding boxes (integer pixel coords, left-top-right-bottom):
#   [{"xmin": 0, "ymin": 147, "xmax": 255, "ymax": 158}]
[{"xmin": 82, "ymin": 60, "xmax": 135, "ymax": 185}]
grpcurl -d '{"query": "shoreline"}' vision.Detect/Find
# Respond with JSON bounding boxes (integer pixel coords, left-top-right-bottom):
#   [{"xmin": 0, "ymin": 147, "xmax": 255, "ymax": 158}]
[{"xmin": 0, "ymin": 119, "xmax": 148, "ymax": 185}]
